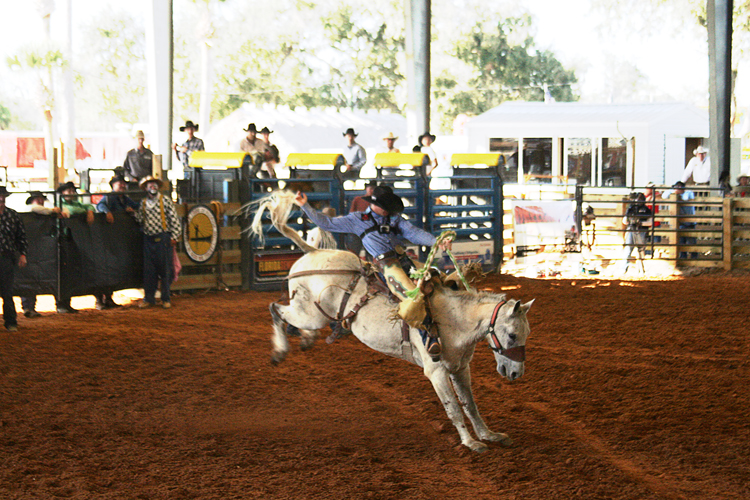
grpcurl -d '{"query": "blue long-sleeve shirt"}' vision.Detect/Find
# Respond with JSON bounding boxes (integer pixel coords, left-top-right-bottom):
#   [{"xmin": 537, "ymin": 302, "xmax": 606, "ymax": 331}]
[
  {"xmin": 96, "ymin": 193, "xmax": 140, "ymax": 214},
  {"xmin": 300, "ymin": 203, "xmax": 435, "ymax": 257}
]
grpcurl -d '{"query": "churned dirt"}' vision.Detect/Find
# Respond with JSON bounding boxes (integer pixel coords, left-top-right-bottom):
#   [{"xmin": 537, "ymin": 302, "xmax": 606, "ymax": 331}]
[{"xmin": 1, "ymin": 273, "xmax": 748, "ymax": 500}]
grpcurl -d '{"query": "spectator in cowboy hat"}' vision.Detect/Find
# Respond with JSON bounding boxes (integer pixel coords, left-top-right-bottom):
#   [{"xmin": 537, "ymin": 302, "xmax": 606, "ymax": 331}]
[
  {"xmin": 383, "ymin": 132, "xmax": 400, "ymax": 153},
  {"xmin": 25, "ymin": 191, "xmax": 63, "ymax": 217},
  {"xmin": 172, "ymin": 120, "xmax": 204, "ymax": 175},
  {"xmin": 54, "ymin": 182, "xmax": 95, "ymax": 314},
  {"xmin": 418, "ymin": 131, "xmax": 438, "ymax": 175},
  {"xmin": 680, "ymin": 145, "xmax": 710, "ymax": 185},
  {"xmin": 57, "ymin": 181, "xmax": 95, "ymax": 224},
  {"xmin": 259, "ymin": 126, "xmax": 280, "ymax": 177},
  {"xmin": 94, "ymin": 174, "xmax": 140, "ymax": 310},
  {"xmin": 239, "ymin": 123, "xmax": 272, "ymax": 177},
  {"xmin": 733, "ymin": 173, "xmax": 750, "ymax": 197},
  {"xmin": 664, "ymin": 181, "xmax": 697, "ymax": 259},
  {"xmin": 21, "ymin": 191, "xmax": 65, "ymax": 318},
  {"xmin": 342, "ymin": 127, "xmax": 366, "ymax": 181},
  {"xmin": 0, "ymin": 186, "xmax": 27, "ymax": 331},
  {"xmin": 133, "ymin": 176, "xmax": 181, "ymax": 309},
  {"xmin": 123, "ymin": 130, "xmax": 154, "ymax": 182}
]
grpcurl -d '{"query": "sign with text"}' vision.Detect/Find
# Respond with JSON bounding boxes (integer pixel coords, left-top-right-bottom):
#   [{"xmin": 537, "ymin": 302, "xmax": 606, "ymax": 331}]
[{"xmin": 511, "ymin": 200, "xmax": 576, "ymax": 247}]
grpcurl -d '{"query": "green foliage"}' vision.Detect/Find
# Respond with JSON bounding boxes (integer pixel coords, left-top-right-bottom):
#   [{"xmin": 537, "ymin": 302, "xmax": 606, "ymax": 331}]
[
  {"xmin": 434, "ymin": 18, "xmax": 577, "ymax": 129},
  {"xmin": 76, "ymin": 12, "xmax": 147, "ymax": 129},
  {"xmin": 0, "ymin": 103, "xmax": 11, "ymax": 129},
  {"xmin": 211, "ymin": 2, "xmax": 404, "ymax": 117}
]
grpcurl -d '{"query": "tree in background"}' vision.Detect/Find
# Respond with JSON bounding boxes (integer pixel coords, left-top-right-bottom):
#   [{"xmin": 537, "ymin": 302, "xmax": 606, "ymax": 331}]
[
  {"xmin": 76, "ymin": 12, "xmax": 147, "ymax": 130},
  {"xmin": 210, "ymin": 1, "xmax": 404, "ymax": 118},
  {"xmin": 434, "ymin": 17, "xmax": 577, "ymax": 130},
  {"xmin": 7, "ymin": 42, "xmax": 66, "ymax": 183},
  {"xmin": 0, "ymin": 103, "xmax": 11, "ymax": 130}
]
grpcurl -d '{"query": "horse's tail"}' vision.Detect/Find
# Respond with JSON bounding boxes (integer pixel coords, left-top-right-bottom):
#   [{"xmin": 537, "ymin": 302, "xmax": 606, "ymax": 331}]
[{"xmin": 247, "ymin": 190, "xmax": 317, "ymax": 253}]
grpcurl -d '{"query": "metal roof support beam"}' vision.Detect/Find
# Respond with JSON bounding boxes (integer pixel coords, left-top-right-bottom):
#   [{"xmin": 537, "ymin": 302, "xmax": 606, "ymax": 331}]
[
  {"xmin": 707, "ymin": 0, "xmax": 733, "ymax": 187},
  {"xmin": 405, "ymin": 0, "xmax": 431, "ymax": 143},
  {"xmin": 146, "ymin": 0, "xmax": 174, "ymax": 173}
]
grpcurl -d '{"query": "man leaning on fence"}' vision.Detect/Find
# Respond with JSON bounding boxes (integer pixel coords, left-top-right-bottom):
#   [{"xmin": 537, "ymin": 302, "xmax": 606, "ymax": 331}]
[{"xmin": 134, "ymin": 176, "xmax": 181, "ymax": 309}]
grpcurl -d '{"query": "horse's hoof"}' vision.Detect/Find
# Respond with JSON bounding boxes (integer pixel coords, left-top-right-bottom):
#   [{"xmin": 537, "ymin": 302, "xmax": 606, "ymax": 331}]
[
  {"xmin": 468, "ymin": 441, "xmax": 489, "ymax": 453},
  {"xmin": 499, "ymin": 436, "xmax": 514, "ymax": 447},
  {"xmin": 270, "ymin": 351, "xmax": 286, "ymax": 365}
]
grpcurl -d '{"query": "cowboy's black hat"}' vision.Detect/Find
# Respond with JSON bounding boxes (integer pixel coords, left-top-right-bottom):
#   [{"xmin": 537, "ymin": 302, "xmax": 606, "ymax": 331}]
[
  {"xmin": 259, "ymin": 126, "xmax": 273, "ymax": 134},
  {"xmin": 56, "ymin": 181, "xmax": 77, "ymax": 193},
  {"xmin": 343, "ymin": 128, "xmax": 358, "ymax": 137},
  {"xmin": 244, "ymin": 123, "xmax": 258, "ymax": 133},
  {"xmin": 109, "ymin": 174, "xmax": 127, "ymax": 187},
  {"xmin": 362, "ymin": 185, "xmax": 404, "ymax": 214},
  {"xmin": 25, "ymin": 191, "xmax": 48, "ymax": 204},
  {"xmin": 418, "ymin": 131, "xmax": 436, "ymax": 143},
  {"xmin": 0, "ymin": 185, "xmax": 10, "ymax": 197},
  {"xmin": 672, "ymin": 181, "xmax": 686, "ymax": 189},
  {"xmin": 179, "ymin": 120, "xmax": 199, "ymax": 132}
]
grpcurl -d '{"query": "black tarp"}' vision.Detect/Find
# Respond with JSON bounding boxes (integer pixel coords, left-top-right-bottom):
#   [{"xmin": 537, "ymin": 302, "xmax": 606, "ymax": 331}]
[{"xmin": 14, "ymin": 212, "xmax": 144, "ymax": 298}]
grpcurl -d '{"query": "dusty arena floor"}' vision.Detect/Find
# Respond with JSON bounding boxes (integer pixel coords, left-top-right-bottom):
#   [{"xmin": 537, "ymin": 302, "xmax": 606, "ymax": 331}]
[{"xmin": 1, "ymin": 274, "xmax": 748, "ymax": 500}]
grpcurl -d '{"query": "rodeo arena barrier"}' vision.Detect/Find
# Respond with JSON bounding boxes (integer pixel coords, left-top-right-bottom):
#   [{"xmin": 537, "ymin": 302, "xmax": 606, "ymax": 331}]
[
  {"xmin": 8, "ymin": 152, "xmax": 506, "ymax": 304},
  {"xmin": 573, "ymin": 185, "xmax": 750, "ymax": 271},
  {"xmin": 12, "ymin": 149, "xmax": 745, "ymax": 304}
]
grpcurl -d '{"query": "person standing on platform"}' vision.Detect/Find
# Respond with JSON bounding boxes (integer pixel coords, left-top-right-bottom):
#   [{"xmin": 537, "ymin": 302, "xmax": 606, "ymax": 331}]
[
  {"xmin": 259, "ymin": 126, "xmax": 280, "ymax": 178},
  {"xmin": 173, "ymin": 120, "xmax": 204, "ymax": 178},
  {"xmin": 680, "ymin": 146, "xmax": 710, "ymax": 186},
  {"xmin": 383, "ymin": 132, "xmax": 400, "ymax": 153},
  {"xmin": 123, "ymin": 130, "xmax": 154, "ymax": 183},
  {"xmin": 419, "ymin": 132, "xmax": 438, "ymax": 176},
  {"xmin": 342, "ymin": 128, "xmax": 366, "ymax": 181}
]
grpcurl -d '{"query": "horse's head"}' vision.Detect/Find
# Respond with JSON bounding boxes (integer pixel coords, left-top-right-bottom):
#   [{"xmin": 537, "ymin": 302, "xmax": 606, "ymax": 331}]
[{"xmin": 486, "ymin": 299, "xmax": 534, "ymax": 381}]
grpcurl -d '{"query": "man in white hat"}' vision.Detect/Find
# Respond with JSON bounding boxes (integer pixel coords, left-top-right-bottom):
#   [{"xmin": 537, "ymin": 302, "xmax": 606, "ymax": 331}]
[
  {"xmin": 383, "ymin": 132, "xmax": 400, "ymax": 153},
  {"xmin": 123, "ymin": 130, "xmax": 154, "ymax": 182},
  {"xmin": 680, "ymin": 145, "xmax": 710, "ymax": 185},
  {"xmin": 134, "ymin": 176, "xmax": 181, "ymax": 309}
]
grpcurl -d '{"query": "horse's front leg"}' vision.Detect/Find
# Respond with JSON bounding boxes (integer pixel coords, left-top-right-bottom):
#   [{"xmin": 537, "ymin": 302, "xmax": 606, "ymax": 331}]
[
  {"xmin": 450, "ymin": 367, "xmax": 513, "ymax": 446},
  {"xmin": 426, "ymin": 367, "xmax": 488, "ymax": 452}
]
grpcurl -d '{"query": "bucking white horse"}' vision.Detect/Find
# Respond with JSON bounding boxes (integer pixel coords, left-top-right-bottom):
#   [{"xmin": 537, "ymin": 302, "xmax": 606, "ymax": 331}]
[{"xmin": 250, "ymin": 191, "xmax": 534, "ymax": 452}]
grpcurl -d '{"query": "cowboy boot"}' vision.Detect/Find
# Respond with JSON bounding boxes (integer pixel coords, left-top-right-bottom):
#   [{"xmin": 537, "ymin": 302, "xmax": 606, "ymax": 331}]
[{"xmin": 418, "ymin": 326, "xmax": 441, "ymax": 362}]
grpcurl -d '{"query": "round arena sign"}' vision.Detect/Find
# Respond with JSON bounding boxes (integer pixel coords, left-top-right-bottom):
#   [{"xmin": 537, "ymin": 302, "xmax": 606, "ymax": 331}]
[{"xmin": 183, "ymin": 205, "xmax": 219, "ymax": 263}]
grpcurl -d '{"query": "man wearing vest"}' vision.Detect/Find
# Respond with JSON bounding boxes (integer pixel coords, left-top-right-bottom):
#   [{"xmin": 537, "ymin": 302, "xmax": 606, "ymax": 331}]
[
  {"xmin": 134, "ymin": 176, "xmax": 182, "ymax": 309},
  {"xmin": 295, "ymin": 185, "xmax": 451, "ymax": 360}
]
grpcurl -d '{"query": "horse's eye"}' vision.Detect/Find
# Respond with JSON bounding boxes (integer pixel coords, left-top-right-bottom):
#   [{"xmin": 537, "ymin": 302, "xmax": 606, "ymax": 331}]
[{"xmin": 508, "ymin": 333, "xmax": 518, "ymax": 342}]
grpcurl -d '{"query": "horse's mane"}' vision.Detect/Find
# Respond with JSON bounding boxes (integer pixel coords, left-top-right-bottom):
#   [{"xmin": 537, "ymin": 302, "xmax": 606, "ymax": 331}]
[
  {"xmin": 439, "ymin": 287, "xmax": 508, "ymax": 306},
  {"xmin": 246, "ymin": 190, "xmax": 317, "ymax": 253}
]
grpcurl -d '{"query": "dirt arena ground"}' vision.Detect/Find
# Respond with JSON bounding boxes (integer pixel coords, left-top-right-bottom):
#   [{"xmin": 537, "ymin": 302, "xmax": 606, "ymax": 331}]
[{"xmin": 1, "ymin": 273, "xmax": 748, "ymax": 500}]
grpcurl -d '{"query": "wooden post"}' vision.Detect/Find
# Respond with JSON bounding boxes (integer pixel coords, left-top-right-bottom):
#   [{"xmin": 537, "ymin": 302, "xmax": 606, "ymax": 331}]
[{"xmin": 723, "ymin": 196, "xmax": 733, "ymax": 270}]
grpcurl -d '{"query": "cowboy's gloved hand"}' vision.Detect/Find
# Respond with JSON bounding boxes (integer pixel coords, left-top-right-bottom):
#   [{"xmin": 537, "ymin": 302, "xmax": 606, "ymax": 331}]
[
  {"xmin": 294, "ymin": 191, "xmax": 308, "ymax": 206},
  {"xmin": 439, "ymin": 239, "xmax": 453, "ymax": 251},
  {"xmin": 86, "ymin": 210, "xmax": 95, "ymax": 225},
  {"xmin": 105, "ymin": 212, "xmax": 114, "ymax": 224}
]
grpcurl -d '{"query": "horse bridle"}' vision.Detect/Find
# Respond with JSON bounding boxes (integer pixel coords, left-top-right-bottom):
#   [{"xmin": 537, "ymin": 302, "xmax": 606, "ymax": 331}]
[{"xmin": 487, "ymin": 300, "xmax": 526, "ymax": 363}]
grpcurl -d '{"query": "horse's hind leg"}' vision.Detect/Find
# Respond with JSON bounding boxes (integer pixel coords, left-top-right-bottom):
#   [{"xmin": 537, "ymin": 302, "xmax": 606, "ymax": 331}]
[
  {"xmin": 426, "ymin": 368, "xmax": 488, "ymax": 452},
  {"xmin": 299, "ymin": 329, "xmax": 319, "ymax": 351},
  {"xmin": 450, "ymin": 367, "xmax": 513, "ymax": 446},
  {"xmin": 269, "ymin": 303, "xmax": 290, "ymax": 364}
]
